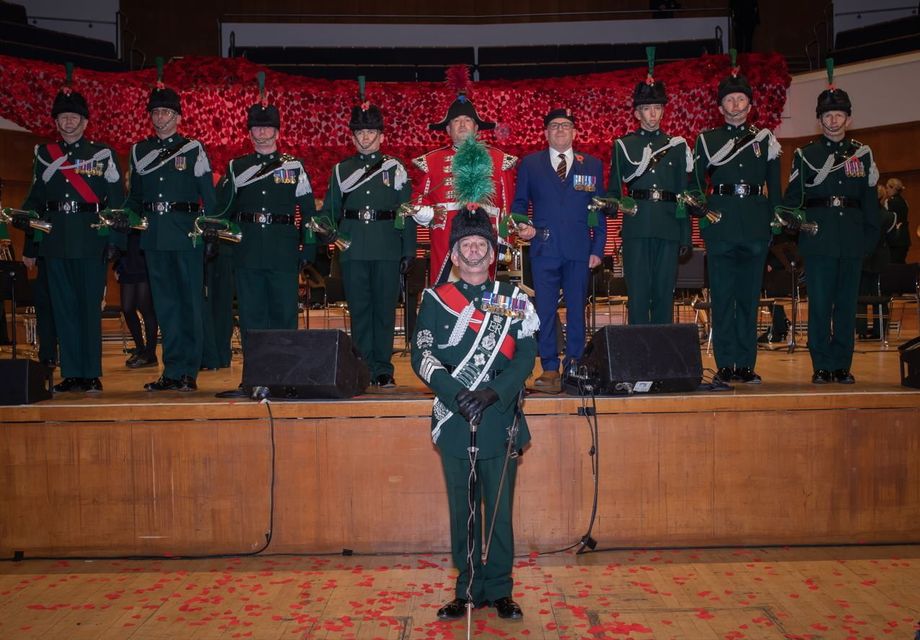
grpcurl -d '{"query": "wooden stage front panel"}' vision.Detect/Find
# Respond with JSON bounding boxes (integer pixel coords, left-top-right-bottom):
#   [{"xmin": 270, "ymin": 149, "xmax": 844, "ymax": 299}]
[{"xmin": 2, "ymin": 390, "xmax": 919, "ymax": 558}]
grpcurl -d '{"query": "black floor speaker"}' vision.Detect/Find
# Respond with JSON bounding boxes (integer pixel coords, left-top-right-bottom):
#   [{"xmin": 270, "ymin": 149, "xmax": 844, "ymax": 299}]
[
  {"xmin": 241, "ymin": 329, "xmax": 370, "ymax": 399},
  {"xmin": 576, "ymin": 323, "xmax": 703, "ymax": 395},
  {"xmin": 0, "ymin": 359, "xmax": 53, "ymax": 405},
  {"xmin": 898, "ymin": 336, "xmax": 920, "ymax": 389}
]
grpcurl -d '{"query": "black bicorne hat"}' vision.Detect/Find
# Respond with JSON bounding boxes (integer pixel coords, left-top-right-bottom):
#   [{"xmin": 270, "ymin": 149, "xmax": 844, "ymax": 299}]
[
  {"xmin": 429, "ymin": 96, "xmax": 495, "ymax": 131},
  {"xmin": 449, "ymin": 206, "xmax": 497, "ymax": 252},
  {"xmin": 816, "ymin": 58, "xmax": 852, "ymax": 117}
]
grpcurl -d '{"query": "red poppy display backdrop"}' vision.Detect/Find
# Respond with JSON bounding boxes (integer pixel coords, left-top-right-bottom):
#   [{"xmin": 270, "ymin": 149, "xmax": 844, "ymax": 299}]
[{"xmin": 0, "ymin": 52, "xmax": 790, "ymax": 252}]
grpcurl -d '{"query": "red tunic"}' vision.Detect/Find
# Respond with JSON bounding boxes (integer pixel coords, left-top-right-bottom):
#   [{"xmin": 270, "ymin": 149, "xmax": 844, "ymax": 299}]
[{"xmin": 412, "ymin": 144, "xmax": 517, "ymax": 284}]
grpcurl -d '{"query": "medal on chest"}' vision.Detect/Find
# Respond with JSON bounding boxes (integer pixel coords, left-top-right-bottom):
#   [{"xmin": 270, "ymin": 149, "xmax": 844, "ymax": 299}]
[
  {"xmin": 573, "ymin": 174, "xmax": 597, "ymax": 192},
  {"xmin": 274, "ymin": 168, "xmax": 297, "ymax": 184},
  {"xmin": 844, "ymin": 156, "xmax": 865, "ymax": 178},
  {"xmin": 481, "ymin": 291, "xmax": 526, "ymax": 319},
  {"xmin": 752, "ymin": 142, "xmax": 761, "ymax": 158},
  {"xmin": 174, "ymin": 155, "xmax": 187, "ymax": 171},
  {"xmin": 75, "ymin": 159, "xmax": 103, "ymax": 177}
]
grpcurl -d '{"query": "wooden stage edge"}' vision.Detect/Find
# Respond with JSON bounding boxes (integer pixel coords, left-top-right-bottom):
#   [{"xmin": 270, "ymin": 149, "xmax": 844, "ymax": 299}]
[{"xmin": 2, "ymin": 345, "xmax": 920, "ymax": 560}]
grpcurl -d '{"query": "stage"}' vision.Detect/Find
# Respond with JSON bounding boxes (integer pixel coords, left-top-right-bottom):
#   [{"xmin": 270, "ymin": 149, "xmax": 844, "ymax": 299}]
[{"xmin": 2, "ymin": 318, "xmax": 920, "ymax": 560}]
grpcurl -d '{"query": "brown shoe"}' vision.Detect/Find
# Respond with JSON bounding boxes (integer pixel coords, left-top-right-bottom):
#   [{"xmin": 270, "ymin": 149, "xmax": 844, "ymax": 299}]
[{"xmin": 533, "ymin": 370, "xmax": 562, "ymax": 393}]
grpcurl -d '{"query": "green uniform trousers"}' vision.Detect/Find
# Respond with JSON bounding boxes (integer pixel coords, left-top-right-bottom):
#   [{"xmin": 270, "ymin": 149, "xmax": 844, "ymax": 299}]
[
  {"xmin": 202, "ymin": 250, "xmax": 235, "ymax": 369},
  {"xmin": 235, "ymin": 267, "xmax": 298, "ymax": 347},
  {"xmin": 804, "ymin": 255, "xmax": 861, "ymax": 371},
  {"xmin": 341, "ymin": 259, "xmax": 399, "ymax": 378},
  {"xmin": 441, "ymin": 452, "xmax": 518, "ymax": 604},
  {"xmin": 622, "ymin": 237, "xmax": 679, "ymax": 325},
  {"xmin": 33, "ymin": 257, "xmax": 58, "ymax": 363},
  {"xmin": 146, "ymin": 249, "xmax": 204, "ymax": 380},
  {"xmin": 706, "ymin": 241, "xmax": 768, "ymax": 369},
  {"xmin": 46, "ymin": 256, "xmax": 105, "ymax": 379}
]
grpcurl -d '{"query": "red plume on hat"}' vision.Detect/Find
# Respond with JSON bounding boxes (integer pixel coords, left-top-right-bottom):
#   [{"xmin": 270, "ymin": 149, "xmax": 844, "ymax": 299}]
[{"xmin": 446, "ymin": 65, "xmax": 474, "ymax": 101}]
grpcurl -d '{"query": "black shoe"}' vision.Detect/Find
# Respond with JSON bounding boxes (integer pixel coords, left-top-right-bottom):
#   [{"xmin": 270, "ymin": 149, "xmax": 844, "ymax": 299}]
[
  {"xmin": 715, "ymin": 367, "xmax": 735, "ymax": 383},
  {"xmin": 756, "ymin": 331, "xmax": 771, "ymax": 344},
  {"xmin": 436, "ymin": 598, "xmax": 470, "ymax": 620},
  {"xmin": 127, "ymin": 353, "xmax": 158, "ymax": 369},
  {"xmin": 199, "ymin": 365, "xmax": 219, "ymax": 372},
  {"xmin": 833, "ymin": 369, "xmax": 855, "ymax": 384},
  {"xmin": 493, "ymin": 596, "xmax": 523, "ymax": 620},
  {"xmin": 812, "ymin": 369, "xmax": 832, "ymax": 384},
  {"xmin": 375, "ymin": 373, "xmax": 396, "ymax": 388},
  {"xmin": 53, "ymin": 377, "xmax": 85, "ymax": 393},
  {"xmin": 177, "ymin": 375, "xmax": 198, "ymax": 392},
  {"xmin": 145, "ymin": 376, "xmax": 181, "ymax": 391},
  {"xmin": 84, "ymin": 377, "xmax": 103, "ymax": 393},
  {"xmin": 734, "ymin": 367, "xmax": 762, "ymax": 384},
  {"xmin": 215, "ymin": 384, "xmax": 248, "ymax": 399}
]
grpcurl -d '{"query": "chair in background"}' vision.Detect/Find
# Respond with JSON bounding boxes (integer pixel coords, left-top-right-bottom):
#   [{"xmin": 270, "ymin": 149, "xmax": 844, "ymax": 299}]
[{"xmin": 880, "ymin": 262, "xmax": 920, "ymax": 338}]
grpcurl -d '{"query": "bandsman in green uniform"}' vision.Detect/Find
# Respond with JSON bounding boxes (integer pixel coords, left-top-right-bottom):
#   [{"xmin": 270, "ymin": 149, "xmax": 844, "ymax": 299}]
[
  {"xmin": 124, "ymin": 62, "xmax": 217, "ymax": 392},
  {"xmin": 214, "ymin": 76, "xmax": 316, "ymax": 398},
  {"xmin": 782, "ymin": 60, "xmax": 880, "ymax": 384},
  {"xmin": 19, "ymin": 73, "xmax": 124, "ymax": 393},
  {"xmin": 692, "ymin": 52, "xmax": 782, "ymax": 384},
  {"xmin": 412, "ymin": 207, "xmax": 537, "ymax": 621},
  {"xmin": 319, "ymin": 92, "xmax": 415, "ymax": 387},
  {"xmin": 610, "ymin": 47, "xmax": 692, "ymax": 325},
  {"xmin": 884, "ymin": 178, "xmax": 910, "ymax": 264}
]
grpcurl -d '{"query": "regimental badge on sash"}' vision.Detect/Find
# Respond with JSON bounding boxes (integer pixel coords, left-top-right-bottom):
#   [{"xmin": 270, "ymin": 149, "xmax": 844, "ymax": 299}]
[
  {"xmin": 844, "ymin": 156, "xmax": 865, "ymax": 178},
  {"xmin": 573, "ymin": 174, "xmax": 597, "ymax": 192},
  {"xmin": 75, "ymin": 159, "xmax": 102, "ymax": 177},
  {"xmin": 174, "ymin": 155, "xmax": 187, "ymax": 171},
  {"xmin": 481, "ymin": 291, "xmax": 527, "ymax": 319},
  {"xmin": 274, "ymin": 168, "xmax": 297, "ymax": 184},
  {"xmin": 752, "ymin": 142, "xmax": 762, "ymax": 158}
]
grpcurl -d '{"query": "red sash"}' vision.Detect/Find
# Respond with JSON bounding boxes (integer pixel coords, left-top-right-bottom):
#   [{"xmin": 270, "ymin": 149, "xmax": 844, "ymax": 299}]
[
  {"xmin": 436, "ymin": 283, "xmax": 516, "ymax": 360},
  {"xmin": 46, "ymin": 144, "xmax": 101, "ymax": 204}
]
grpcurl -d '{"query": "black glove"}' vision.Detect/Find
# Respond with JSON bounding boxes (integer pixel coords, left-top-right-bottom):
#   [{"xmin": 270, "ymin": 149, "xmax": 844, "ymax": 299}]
[
  {"xmin": 204, "ymin": 239, "xmax": 219, "ymax": 260},
  {"xmin": 678, "ymin": 244, "xmax": 692, "ymax": 259},
  {"xmin": 455, "ymin": 388, "xmax": 500, "ymax": 425},
  {"xmin": 399, "ymin": 255, "xmax": 414, "ymax": 276},
  {"xmin": 10, "ymin": 214, "xmax": 32, "ymax": 232},
  {"xmin": 202, "ymin": 226, "xmax": 220, "ymax": 241},
  {"xmin": 313, "ymin": 222, "xmax": 338, "ymax": 245},
  {"xmin": 110, "ymin": 215, "xmax": 131, "ymax": 233},
  {"xmin": 103, "ymin": 243, "xmax": 120, "ymax": 263},
  {"xmin": 785, "ymin": 215, "xmax": 802, "ymax": 233},
  {"xmin": 299, "ymin": 258, "xmax": 314, "ymax": 273}
]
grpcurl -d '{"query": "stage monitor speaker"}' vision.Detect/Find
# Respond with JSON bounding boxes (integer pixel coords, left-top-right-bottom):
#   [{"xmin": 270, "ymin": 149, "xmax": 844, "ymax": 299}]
[
  {"xmin": 898, "ymin": 336, "xmax": 920, "ymax": 389},
  {"xmin": 0, "ymin": 359, "xmax": 52, "ymax": 405},
  {"xmin": 577, "ymin": 323, "xmax": 702, "ymax": 395},
  {"xmin": 241, "ymin": 329, "xmax": 370, "ymax": 399}
]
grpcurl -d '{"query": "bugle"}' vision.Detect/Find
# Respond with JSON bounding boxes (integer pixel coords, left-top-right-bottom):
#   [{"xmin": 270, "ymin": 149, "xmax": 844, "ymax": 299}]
[{"xmin": 0, "ymin": 207, "xmax": 53, "ymax": 233}]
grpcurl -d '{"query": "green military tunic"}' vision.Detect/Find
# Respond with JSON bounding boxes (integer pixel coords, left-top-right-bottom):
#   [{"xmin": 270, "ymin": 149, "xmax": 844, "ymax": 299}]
[
  {"xmin": 320, "ymin": 151, "xmax": 415, "ymax": 380},
  {"xmin": 886, "ymin": 193, "xmax": 910, "ymax": 263},
  {"xmin": 782, "ymin": 136, "xmax": 880, "ymax": 372},
  {"xmin": 215, "ymin": 150, "xmax": 314, "ymax": 340},
  {"xmin": 693, "ymin": 123, "xmax": 782, "ymax": 371},
  {"xmin": 124, "ymin": 134, "xmax": 216, "ymax": 380},
  {"xmin": 411, "ymin": 278, "xmax": 537, "ymax": 604},
  {"xmin": 201, "ymin": 246, "xmax": 234, "ymax": 369},
  {"xmin": 22, "ymin": 137, "xmax": 123, "ymax": 380},
  {"xmin": 610, "ymin": 128, "xmax": 692, "ymax": 324}
]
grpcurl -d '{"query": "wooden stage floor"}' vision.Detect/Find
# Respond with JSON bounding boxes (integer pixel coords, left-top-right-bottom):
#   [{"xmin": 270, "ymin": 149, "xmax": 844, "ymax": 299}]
[{"xmin": 0, "ymin": 544, "xmax": 917, "ymax": 639}]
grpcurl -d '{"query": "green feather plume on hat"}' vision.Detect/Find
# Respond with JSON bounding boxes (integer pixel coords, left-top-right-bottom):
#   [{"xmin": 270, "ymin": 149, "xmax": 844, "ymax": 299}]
[
  {"xmin": 451, "ymin": 135, "xmax": 494, "ymax": 209},
  {"xmin": 825, "ymin": 58, "xmax": 835, "ymax": 87}
]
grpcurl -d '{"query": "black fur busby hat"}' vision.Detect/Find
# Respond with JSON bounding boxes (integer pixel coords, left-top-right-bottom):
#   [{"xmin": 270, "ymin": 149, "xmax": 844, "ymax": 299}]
[
  {"xmin": 632, "ymin": 47, "xmax": 668, "ymax": 107},
  {"xmin": 51, "ymin": 63, "xmax": 89, "ymax": 119},
  {"xmin": 247, "ymin": 71, "xmax": 281, "ymax": 129},
  {"xmin": 147, "ymin": 57, "xmax": 181, "ymax": 114},
  {"xmin": 717, "ymin": 50, "xmax": 753, "ymax": 102},
  {"xmin": 815, "ymin": 58, "xmax": 852, "ymax": 117},
  {"xmin": 543, "ymin": 107, "xmax": 576, "ymax": 128},
  {"xmin": 449, "ymin": 206, "xmax": 497, "ymax": 252},
  {"xmin": 348, "ymin": 76, "xmax": 384, "ymax": 131},
  {"xmin": 429, "ymin": 65, "xmax": 495, "ymax": 131}
]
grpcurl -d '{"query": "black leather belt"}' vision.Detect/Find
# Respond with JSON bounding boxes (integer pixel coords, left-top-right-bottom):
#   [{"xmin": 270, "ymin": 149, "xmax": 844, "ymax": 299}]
[
  {"xmin": 143, "ymin": 201, "xmax": 201, "ymax": 213},
  {"xmin": 343, "ymin": 209, "xmax": 396, "ymax": 222},
  {"xmin": 714, "ymin": 183, "xmax": 763, "ymax": 198},
  {"xmin": 45, "ymin": 201, "xmax": 103, "ymax": 213},
  {"xmin": 806, "ymin": 196, "xmax": 860, "ymax": 209},
  {"xmin": 239, "ymin": 212, "xmax": 295, "ymax": 225},
  {"xmin": 628, "ymin": 188, "xmax": 678, "ymax": 203}
]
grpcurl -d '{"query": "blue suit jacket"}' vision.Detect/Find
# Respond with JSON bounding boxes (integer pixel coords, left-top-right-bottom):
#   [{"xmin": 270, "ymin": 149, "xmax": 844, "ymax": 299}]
[{"xmin": 511, "ymin": 149, "xmax": 607, "ymax": 261}]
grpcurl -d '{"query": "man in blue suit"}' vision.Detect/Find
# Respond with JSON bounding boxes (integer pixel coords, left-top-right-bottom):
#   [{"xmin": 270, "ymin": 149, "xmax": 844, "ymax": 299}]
[{"xmin": 512, "ymin": 108, "xmax": 607, "ymax": 393}]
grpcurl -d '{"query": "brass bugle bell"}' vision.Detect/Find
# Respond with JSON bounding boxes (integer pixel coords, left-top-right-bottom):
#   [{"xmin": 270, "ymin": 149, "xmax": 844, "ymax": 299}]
[
  {"xmin": 1, "ymin": 207, "xmax": 53, "ymax": 233},
  {"xmin": 587, "ymin": 196, "xmax": 621, "ymax": 213},
  {"xmin": 676, "ymin": 192, "xmax": 722, "ymax": 224},
  {"xmin": 772, "ymin": 211, "xmax": 819, "ymax": 236},
  {"xmin": 308, "ymin": 218, "xmax": 351, "ymax": 252},
  {"xmin": 90, "ymin": 208, "xmax": 149, "ymax": 231},
  {"xmin": 189, "ymin": 216, "xmax": 242, "ymax": 243}
]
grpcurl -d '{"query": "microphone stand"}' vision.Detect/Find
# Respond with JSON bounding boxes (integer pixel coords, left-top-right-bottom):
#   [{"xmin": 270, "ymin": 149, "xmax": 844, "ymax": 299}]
[
  {"xmin": 481, "ymin": 389, "xmax": 525, "ymax": 565},
  {"xmin": 465, "ymin": 415, "xmax": 479, "ymax": 639}
]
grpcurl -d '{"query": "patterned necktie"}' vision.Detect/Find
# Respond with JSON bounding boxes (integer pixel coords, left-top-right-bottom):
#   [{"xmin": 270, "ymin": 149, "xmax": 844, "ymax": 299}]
[{"xmin": 556, "ymin": 153, "xmax": 567, "ymax": 181}]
